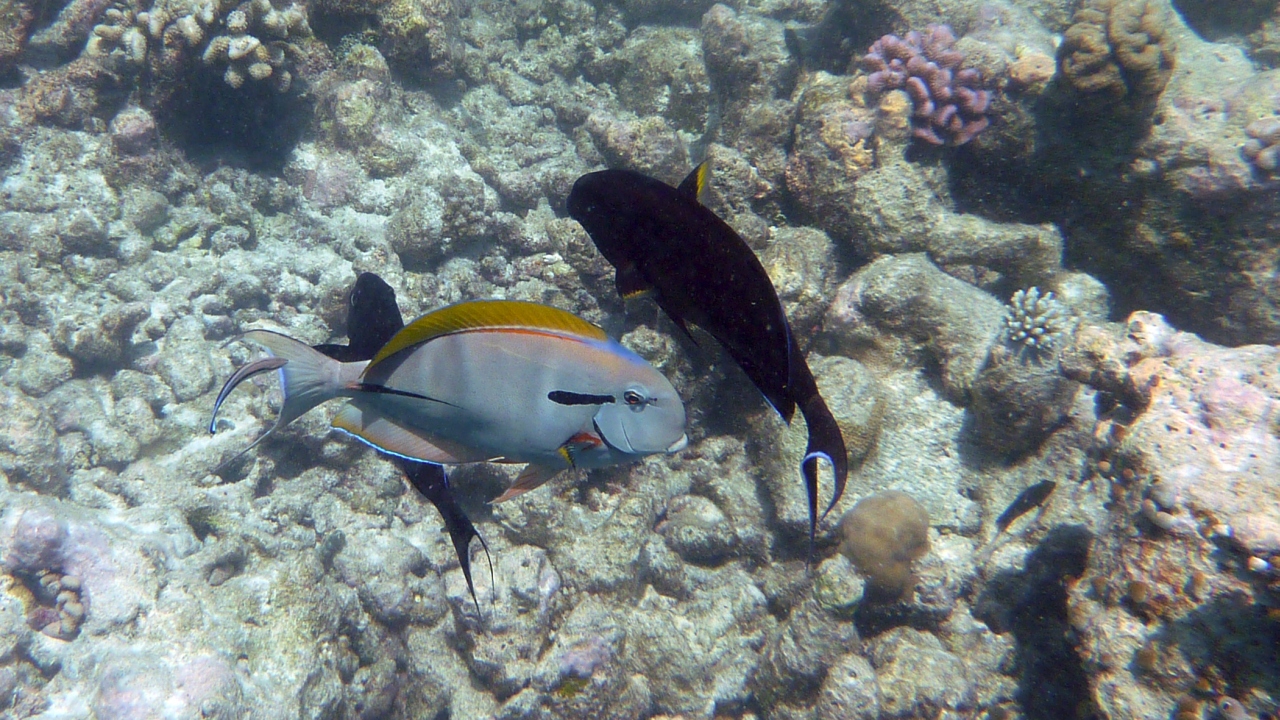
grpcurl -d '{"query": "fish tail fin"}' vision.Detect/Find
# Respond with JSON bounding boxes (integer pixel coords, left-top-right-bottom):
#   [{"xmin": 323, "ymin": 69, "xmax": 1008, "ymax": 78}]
[
  {"xmin": 797, "ymin": 392, "xmax": 849, "ymax": 561},
  {"xmin": 214, "ymin": 329, "xmax": 345, "ymax": 450}
]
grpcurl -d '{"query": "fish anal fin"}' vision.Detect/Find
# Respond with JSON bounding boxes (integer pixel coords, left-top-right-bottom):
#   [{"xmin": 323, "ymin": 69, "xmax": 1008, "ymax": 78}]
[
  {"xmin": 677, "ymin": 160, "xmax": 712, "ymax": 204},
  {"xmin": 491, "ymin": 464, "xmax": 561, "ymax": 503},
  {"xmin": 399, "ymin": 461, "xmax": 492, "ymax": 614},
  {"xmin": 332, "ymin": 403, "xmax": 480, "ymax": 464}
]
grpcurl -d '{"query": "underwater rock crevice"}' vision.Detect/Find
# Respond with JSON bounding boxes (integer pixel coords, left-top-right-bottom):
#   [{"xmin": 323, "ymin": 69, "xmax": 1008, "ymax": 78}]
[{"xmin": 974, "ymin": 524, "xmax": 1099, "ymax": 720}]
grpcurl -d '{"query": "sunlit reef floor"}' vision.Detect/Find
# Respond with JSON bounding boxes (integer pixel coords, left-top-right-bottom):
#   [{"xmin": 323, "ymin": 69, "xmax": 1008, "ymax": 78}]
[{"xmin": 1, "ymin": 0, "xmax": 1279, "ymax": 716}]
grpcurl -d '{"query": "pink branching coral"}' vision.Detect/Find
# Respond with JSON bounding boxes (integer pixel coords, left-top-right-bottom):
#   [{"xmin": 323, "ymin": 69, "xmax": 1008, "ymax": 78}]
[{"xmin": 863, "ymin": 25, "xmax": 992, "ymax": 145}]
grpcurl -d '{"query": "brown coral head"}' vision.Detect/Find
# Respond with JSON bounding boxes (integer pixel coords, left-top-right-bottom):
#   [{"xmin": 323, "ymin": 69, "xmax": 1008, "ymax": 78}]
[{"xmin": 837, "ymin": 490, "xmax": 931, "ymax": 600}]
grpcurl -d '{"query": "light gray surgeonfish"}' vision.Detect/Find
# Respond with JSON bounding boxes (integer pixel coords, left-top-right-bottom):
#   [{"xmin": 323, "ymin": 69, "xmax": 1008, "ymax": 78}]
[{"xmin": 211, "ymin": 300, "xmax": 688, "ymax": 501}]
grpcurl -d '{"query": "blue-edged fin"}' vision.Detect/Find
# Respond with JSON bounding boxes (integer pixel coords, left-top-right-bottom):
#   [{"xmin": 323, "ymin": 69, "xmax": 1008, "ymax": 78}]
[
  {"xmin": 491, "ymin": 464, "xmax": 561, "ymax": 503},
  {"xmin": 368, "ymin": 299, "xmax": 608, "ymax": 371},
  {"xmin": 676, "ymin": 160, "xmax": 711, "ymax": 205},
  {"xmin": 332, "ymin": 403, "xmax": 488, "ymax": 464}
]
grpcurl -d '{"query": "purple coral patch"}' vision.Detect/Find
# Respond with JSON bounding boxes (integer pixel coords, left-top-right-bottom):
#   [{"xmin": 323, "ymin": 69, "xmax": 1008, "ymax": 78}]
[{"xmin": 863, "ymin": 25, "xmax": 991, "ymax": 146}]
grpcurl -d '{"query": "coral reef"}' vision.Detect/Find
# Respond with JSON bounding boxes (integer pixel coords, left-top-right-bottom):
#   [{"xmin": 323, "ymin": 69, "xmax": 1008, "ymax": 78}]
[
  {"xmin": 4, "ymin": 0, "xmax": 1280, "ymax": 716},
  {"xmin": 82, "ymin": 0, "xmax": 310, "ymax": 91},
  {"xmin": 862, "ymin": 24, "xmax": 992, "ymax": 145},
  {"xmin": 838, "ymin": 490, "xmax": 931, "ymax": 599},
  {"xmin": 1059, "ymin": 0, "xmax": 1175, "ymax": 108}
]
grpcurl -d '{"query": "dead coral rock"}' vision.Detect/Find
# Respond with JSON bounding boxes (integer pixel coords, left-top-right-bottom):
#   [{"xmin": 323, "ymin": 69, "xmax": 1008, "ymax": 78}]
[
  {"xmin": 0, "ymin": 0, "xmax": 33, "ymax": 76},
  {"xmin": 1060, "ymin": 0, "xmax": 1175, "ymax": 107},
  {"xmin": 1113, "ymin": 312, "xmax": 1280, "ymax": 559},
  {"xmin": 17, "ymin": 57, "xmax": 124, "ymax": 130},
  {"xmin": 784, "ymin": 71, "xmax": 876, "ymax": 244},
  {"xmin": 700, "ymin": 3, "xmax": 797, "ymax": 196},
  {"xmin": 584, "ymin": 112, "xmax": 689, "ymax": 182},
  {"xmin": 971, "ymin": 340, "xmax": 1081, "ymax": 459},
  {"xmin": 0, "ymin": 386, "xmax": 65, "ymax": 496},
  {"xmin": 1066, "ymin": 314, "xmax": 1280, "ymax": 719},
  {"xmin": 314, "ymin": 0, "xmax": 461, "ymax": 84}
]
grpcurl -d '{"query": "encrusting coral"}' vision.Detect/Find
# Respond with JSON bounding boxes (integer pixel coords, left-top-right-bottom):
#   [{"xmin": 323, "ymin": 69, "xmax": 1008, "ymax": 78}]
[
  {"xmin": 862, "ymin": 25, "xmax": 992, "ymax": 145},
  {"xmin": 1059, "ymin": 0, "xmax": 1174, "ymax": 107}
]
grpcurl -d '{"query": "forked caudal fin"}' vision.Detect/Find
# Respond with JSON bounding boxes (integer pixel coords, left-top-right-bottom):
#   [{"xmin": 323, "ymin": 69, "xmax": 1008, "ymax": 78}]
[
  {"xmin": 209, "ymin": 329, "xmax": 348, "ymax": 449},
  {"xmin": 791, "ymin": 359, "xmax": 848, "ymax": 560}
]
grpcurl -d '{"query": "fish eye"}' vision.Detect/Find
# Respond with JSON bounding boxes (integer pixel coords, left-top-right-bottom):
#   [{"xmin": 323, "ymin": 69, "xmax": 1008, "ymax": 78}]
[{"xmin": 623, "ymin": 389, "xmax": 648, "ymax": 410}]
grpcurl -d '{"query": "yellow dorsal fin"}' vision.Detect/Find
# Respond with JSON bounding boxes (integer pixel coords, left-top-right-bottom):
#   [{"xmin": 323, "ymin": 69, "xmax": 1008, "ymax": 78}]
[
  {"xmin": 367, "ymin": 300, "xmax": 608, "ymax": 370},
  {"xmin": 677, "ymin": 160, "xmax": 711, "ymax": 205}
]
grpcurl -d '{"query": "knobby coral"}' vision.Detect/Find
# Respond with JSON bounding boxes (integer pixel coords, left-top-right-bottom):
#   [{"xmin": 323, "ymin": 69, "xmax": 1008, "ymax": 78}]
[
  {"xmin": 1242, "ymin": 117, "xmax": 1280, "ymax": 173},
  {"xmin": 1004, "ymin": 286, "xmax": 1069, "ymax": 354},
  {"xmin": 84, "ymin": 0, "xmax": 309, "ymax": 90},
  {"xmin": 1059, "ymin": 0, "xmax": 1174, "ymax": 105},
  {"xmin": 862, "ymin": 24, "xmax": 992, "ymax": 145}
]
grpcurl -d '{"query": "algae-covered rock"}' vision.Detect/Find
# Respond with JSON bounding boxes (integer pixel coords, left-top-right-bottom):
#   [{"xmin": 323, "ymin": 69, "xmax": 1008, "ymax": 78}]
[
  {"xmin": 657, "ymin": 493, "xmax": 738, "ymax": 565},
  {"xmin": 867, "ymin": 627, "xmax": 975, "ymax": 716},
  {"xmin": 587, "ymin": 26, "xmax": 710, "ymax": 134},
  {"xmin": 815, "ymin": 653, "xmax": 881, "ymax": 720},
  {"xmin": 825, "ymin": 254, "xmax": 1006, "ymax": 402},
  {"xmin": 812, "ymin": 554, "xmax": 866, "ymax": 616},
  {"xmin": 313, "ymin": 0, "xmax": 462, "ymax": 84},
  {"xmin": 0, "ymin": 387, "xmax": 64, "ymax": 495},
  {"xmin": 750, "ymin": 598, "xmax": 859, "ymax": 712},
  {"xmin": 784, "ymin": 72, "xmax": 876, "ymax": 244}
]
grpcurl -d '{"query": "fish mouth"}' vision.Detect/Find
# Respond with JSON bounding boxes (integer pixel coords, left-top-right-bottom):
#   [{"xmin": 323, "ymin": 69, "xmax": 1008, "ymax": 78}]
[{"xmin": 666, "ymin": 434, "xmax": 689, "ymax": 454}]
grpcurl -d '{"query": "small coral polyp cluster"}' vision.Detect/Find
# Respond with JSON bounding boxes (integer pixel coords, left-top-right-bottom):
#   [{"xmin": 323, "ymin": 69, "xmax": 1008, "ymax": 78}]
[
  {"xmin": 1004, "ymin": 287, "xmax": 1068, "ymax": 353},
  {"xmin": 863, "ymin": 25, "xmax": 991, "ymax": 145},
  {"xmin": 1243, "ymin": 117, "xmax": 1280, "ymax": 173},
  {"xmin": 86, "ymin": 0, "xmax": 308, "ymax": 90}
]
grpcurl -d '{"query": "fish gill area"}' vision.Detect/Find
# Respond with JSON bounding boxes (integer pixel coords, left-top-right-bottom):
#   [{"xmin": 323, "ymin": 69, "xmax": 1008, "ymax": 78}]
[{"xmin": 0, "ymin": 0, "xmax": 1278, "ymax": 716}]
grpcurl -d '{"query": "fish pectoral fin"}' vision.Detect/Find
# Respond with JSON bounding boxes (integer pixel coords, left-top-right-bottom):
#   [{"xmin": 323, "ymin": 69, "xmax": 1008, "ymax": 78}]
[
  {"xmin": 558, "ymin": 431, "xmax": 604, "ymax": 467},
  {"xmin": 616, "ymin": 262, "xmax": 653, "ymax": 300},
  {"xmin": 491, "ymin": 464, "xmax": 561, "ymax": 503},
  {"xmin": 332, "ymin": 403, "xmax": 481, "ymax": 464}
]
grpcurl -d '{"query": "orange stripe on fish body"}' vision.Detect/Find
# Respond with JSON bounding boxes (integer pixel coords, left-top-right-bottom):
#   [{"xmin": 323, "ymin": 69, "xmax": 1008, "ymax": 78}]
[{"xmin": 366, "ymin": 299, "xmax": 609, "ymax": 373}]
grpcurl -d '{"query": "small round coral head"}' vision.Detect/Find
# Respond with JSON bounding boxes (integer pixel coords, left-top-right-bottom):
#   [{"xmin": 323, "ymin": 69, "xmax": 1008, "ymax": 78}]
[
  {"xmin": 1216, "ymin": 697, "xmax": 1247, "ymax": 720},
  {"xmin": 837, "ymin": 490, "xmax": 930, "ymax": 601}
]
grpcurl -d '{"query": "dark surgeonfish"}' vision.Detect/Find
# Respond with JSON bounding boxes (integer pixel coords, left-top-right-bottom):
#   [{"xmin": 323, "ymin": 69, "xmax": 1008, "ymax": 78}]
[{"xmin": 567, "ymin": 162, "xmax": 848, "ymax": 551}]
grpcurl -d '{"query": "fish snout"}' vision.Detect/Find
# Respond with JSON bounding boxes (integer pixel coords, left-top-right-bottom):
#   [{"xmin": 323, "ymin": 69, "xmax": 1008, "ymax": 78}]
[{"xmin": 666, "ymin": 434, "xmax": 689, "ymax": 454}]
